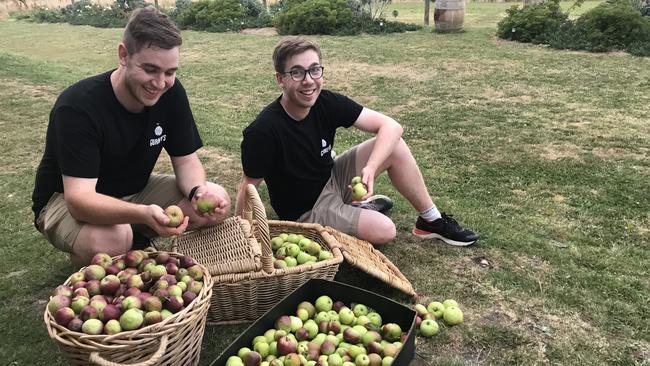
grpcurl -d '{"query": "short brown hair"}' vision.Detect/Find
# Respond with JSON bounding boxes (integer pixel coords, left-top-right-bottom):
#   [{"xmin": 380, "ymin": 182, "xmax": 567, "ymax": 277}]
[
  {"xmin": 272, "ymin": 36, "xmax": 322, "ymax": 73},
  {"xmin": 123, "ymin": 6, "xmax": 182, "ymax": 54}
]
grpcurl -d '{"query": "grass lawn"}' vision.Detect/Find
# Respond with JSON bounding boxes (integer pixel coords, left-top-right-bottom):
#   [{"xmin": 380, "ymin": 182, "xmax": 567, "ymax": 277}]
[{"xmin": 1, "ymin": 0, "xmax": 648, "ymax": 365}]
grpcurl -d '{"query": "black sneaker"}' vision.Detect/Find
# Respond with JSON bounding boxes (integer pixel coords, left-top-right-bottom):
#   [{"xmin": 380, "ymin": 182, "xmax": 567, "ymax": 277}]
[
  {"xmin": 412, "ymin": 213, "xmax": 478, "ymax": 246},
  {"xmin": 351, "ymin": 194, "xmax": 393, "ymax": 214}
]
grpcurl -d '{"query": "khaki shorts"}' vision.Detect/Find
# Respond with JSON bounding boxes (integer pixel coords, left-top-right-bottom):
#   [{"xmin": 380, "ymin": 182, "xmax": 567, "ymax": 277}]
[
  {"xmin": 35, "ymin": 174, "xmax": 184, "ymax": 253},
  {"xmin": 297, "ymin": 146, "xmax": 363, "ymax": 236}
]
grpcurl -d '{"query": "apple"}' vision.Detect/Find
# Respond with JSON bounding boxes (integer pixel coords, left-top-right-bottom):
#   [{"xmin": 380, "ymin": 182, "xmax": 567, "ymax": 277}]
[
  {"xmin": 426, "ymin": 301, "xmax": 445, "ymax": 318},
  {"xmin": 51, "ymin": 285, "xmax": 73, "ymax": 298},
  {"xmin": 381, "ymin": 323, "xmax": 402, "ymax": 342},
  {"xmin": 368, "ymin": 353, "xmax": 382, "ymax": 366},
  {"xmin": 155, "ymin": 252, "xmax": 170, "ymax": 264},
  {"xmin": 320, "ymin": 340, "xmax": 336, "ymax": 356},
  {"xmin": 319, "ymin": 250, "xmax": 334, "ymax": 261},
  {"xmin": 253, "ymin": 341, "xmax": 270, "ymax": 359},
  {"xmin": 179, "ymin": 255, "xmax": 194, "ymax": 269},
  {"xmin": 419, "ymin": 318, "xmax": 439, "ymax": 337},
  {"xmin": 165, "ymin": 295, "xmax": 184, "ymax": 313},
  {"xmin": 338, "ymin": 307, "xmax": 355, "ymax": 325},
  {"xmin": 196, "ymin": 195, "xmax": 216, "ymax": 214},
  {"xmin": 100, "ymin": 274, "xmax": 121, "ymax": 295},
  {"xmin": 104, "ymin": 319, "xmax": 122, "ymax": 335},
  {"xmin": 90, "ymin": 252, "xmax": 113, "ymax": 269},
  {"xmin": 284, "ymin": 353, "xmax": 301, "ymax": 366},
  {"xmin": 85, "ymin": 280, "xmax": 101, "ymax": 297},
  {"xmin": 352, "ymin": 303, "xmax": 368, "ymax": 317},
  {"xmin": 381, "ymin": 356, "xmax": 394, "ymax": 366},
  {"xmin": 100, "ymin": 304, "xmax": 121, "ymax": 322},
  {"xmin": 165, "ymin": 205, "xmax": 184, "ymax": 227},
  {"xmin": 225, "ymin": 356, "xmax": 244, "ymax": 366},
  {"xmin": 67, "ymin": 317, "xmax": 83, "ymax": 332},
  {"xmin": 315, "ymin": 295, "xmax": 333, "ymax": 312},
  {"xmin": 355, "ymin": 354, "xmax": 370, "ymax": 366},
  {"xmin": 84, "ymin": 264, "xmax": 106, "ymax": 281},
  {"xmin": 414, "ymin": 304, "xmax": 428, "ymax": 318},
  {"xmin": 352, "ymin": 183, "xmax": 367, "ymax": 201},
  {"xmin": 351, "ymin": 176, "xmax": 362, "ymax": 186},
  {"xmin": 47, "ymin": 295, "xmax": 72, "ymax": 316},
  {"xmin": 284, "ymin": 256, "xmax": 298, "ymax": 267},
  {"xmin": 275, "ymin": 315, "xmax": 292, "ymax": 333},
  {"xmin": 81, "ymin": 318, "xmax": 104, "ymax": 335},
  {"xmin": 296, "ymin": 251, "xmax": 312, "ymax": 265},
  {"xmin": 68, "ymin": 271, "xmax": 85, "ymax": 286},
  {"xmin": 182, "ymin": 290, "xmax": 197, "ymax": 305},
  {"xmin": 120, "ymin": 308, "xmax": 144, "ymax": 330},
  {"xmin": 187, "ymin": 265, "xmax": 204, "ymax": 281},
  {"xmin": 54, "ymin": 307, "xmax": 76, "ymax": 327},
  {"xmin": 144, "ymin": 310, "xmax": 163, "ymax": 325},
  {"xmin": 442, "ymin": 299, "xmax": 459, "ymax": 308},
  {"xmin": 124, "ymin": 250, "xmax": 145, "ymax": 268},
  {"xmin": 70, "ymin": 296, "xmax": 90, "ymax": 314},
  {"xmin": 242, "ymin": 350, "xmax": 262, "ymax": 366},
  {"xmin": 443, "ymin": 306, "xmax": 463, "ymax": 325}
]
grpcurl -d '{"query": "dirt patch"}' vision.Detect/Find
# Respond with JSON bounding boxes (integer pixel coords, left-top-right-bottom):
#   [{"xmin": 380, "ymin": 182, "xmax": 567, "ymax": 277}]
[{"xmin": 240, "ymin": 27, "xmax": 277, "ymax": 36}]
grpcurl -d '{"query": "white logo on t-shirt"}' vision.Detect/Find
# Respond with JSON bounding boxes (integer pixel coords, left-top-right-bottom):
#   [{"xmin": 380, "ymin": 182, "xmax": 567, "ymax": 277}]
[
  {"xmin": 150, "ymin": 124, "xmax": 166, "ymax": 146},
  {"xmin": 320, "ymin": 138, "xmax": 332, "ymax": 157}
]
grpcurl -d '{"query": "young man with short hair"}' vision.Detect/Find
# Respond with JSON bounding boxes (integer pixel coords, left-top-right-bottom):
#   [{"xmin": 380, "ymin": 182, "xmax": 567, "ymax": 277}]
[
  {"xmin": 32, "ymin": 6, "xmax": 230, "ymax": 266},
  {"xmin": 235, "ymin": 36, "xmax": 477, "ymax": 246}
]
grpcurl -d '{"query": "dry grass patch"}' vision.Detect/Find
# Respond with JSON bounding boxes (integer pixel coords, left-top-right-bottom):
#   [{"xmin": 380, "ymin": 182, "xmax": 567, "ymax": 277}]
[{"xmin": 153, "ymin": 146, "xmax": 241, "ymax": 194}]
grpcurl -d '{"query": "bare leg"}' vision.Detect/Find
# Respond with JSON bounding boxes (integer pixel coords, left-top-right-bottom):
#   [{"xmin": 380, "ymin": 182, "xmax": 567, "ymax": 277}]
[
  {"xmin": 70, "ymin": 223, "xmax": 133, "ymax": 267},
  {"xmin": 355, "ymin": 138, "xmax": 434, "ymax": 212}
]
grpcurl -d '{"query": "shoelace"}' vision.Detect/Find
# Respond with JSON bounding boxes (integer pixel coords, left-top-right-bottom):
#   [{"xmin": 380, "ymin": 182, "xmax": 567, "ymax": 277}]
[{"xmin": 441, "ymin": 213, "xmax": 463, "ymax": 231}]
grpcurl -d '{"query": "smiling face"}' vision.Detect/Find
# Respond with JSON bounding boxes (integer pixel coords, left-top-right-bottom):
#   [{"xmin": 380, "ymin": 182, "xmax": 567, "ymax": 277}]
[
  {"xmin": 276, "ymin": 49, "xmax": 323, "ymax": 120},
  {"xmin": 114, "ymin": 43, "xmax": 179, "ymax": 113}
]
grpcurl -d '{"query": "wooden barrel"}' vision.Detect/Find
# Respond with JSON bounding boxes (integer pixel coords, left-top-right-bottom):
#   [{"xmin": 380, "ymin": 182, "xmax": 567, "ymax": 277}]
[{"xmin": 434, "ymin": 0, "xmax": 465, "ymax": 33}]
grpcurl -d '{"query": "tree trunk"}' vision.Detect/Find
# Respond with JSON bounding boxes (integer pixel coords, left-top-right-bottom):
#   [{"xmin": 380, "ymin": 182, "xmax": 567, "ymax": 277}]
[{"xmin": 424, "ymin": 0, "xmax": 430, "ymax": 26}]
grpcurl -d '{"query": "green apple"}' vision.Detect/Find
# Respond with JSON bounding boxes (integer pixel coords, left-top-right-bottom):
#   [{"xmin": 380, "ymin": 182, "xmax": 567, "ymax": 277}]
[
  {"xmin": 353, "ymin": 303, "xmax": 369, "ymax": 317},
  {"xmin": 165, "ymin": 205, "xmax": 184, "ymax": 227},
  {"xmin": 443, "ymin": 306, "xmax": 463, "ymax": 325},
  {"xmin": 351, "ymin": 176, "xmax": 362, "ymax": 186},
  {"xmin": 442, "ymin": 299, "xmax": 459, "ymax": 308},
  {"xmin": 196, "ymin": 196, "xmax": 216, "ymax": 213},
  {"xmin": 419, "ymin": 318, "xmax": 439, "ymax": 337},
  {"xmin": 315, "ymin": 295, "xmax": 333, "ymax": 312},
  {"xmin": 271, "ymin": 237, "xmax": 285, "ymax": 251},
  {"xmin": 426, "ymin": 301, "xmax": 445, "ymax": 318},
  {"xmin": 352, "ymin": 183, "xmax": 367, "ymax": 201}
]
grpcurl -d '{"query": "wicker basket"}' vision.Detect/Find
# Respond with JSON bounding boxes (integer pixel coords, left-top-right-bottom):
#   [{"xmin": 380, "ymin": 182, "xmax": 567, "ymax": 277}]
[
  {"xmin": 324, "ymin": 227, "xmax": 417, "ymax": 297},
  {"xmin": 44, "ymin": 251, "xmax": 213, "ymax": 366},
  {"xmin": 172, "ymin": 184, "xmax": 344, "ymax": 325}
]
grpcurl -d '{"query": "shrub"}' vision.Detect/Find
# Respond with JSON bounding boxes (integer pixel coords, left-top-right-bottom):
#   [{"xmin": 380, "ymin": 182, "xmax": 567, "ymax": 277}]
[
  {"xmin": 174, "ymin": 0, "xmax": 270, "ymax": 32},
  {"xmin": 570, "ymin": 0, "xmax": 650, "ymax": 52},
  {"xmin": 16, "ymin": 0, "xmax": 134, "ymax": 28},
  {"xmin": 496, "ymin": 0, "xmax": 569, "ymax": 44},
  {"xmin": 273, "ymin": 0, "xmax": 358, "ymax": 35}
]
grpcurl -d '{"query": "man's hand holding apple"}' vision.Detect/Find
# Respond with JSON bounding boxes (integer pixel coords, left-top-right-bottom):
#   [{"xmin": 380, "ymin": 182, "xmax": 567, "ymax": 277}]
[
  {"xmin": 145, "ymin": 204, "xmax": 189, "ymax": 237},
  {"xmin": 190, "ymin": 184, "xmax": 230, "ymax": 219}
]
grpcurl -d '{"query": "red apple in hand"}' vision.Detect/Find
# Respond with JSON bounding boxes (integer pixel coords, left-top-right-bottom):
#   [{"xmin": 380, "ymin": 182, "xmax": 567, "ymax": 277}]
[{"xmin": 165, "ymin": 205, "xmax": 184, "ymax": 227}]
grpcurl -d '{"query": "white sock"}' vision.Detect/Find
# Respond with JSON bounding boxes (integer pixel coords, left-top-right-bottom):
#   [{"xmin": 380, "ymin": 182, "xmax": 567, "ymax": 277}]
[{"xmin": 420, "ymin": 205, "xmax": 441, "ymax": 222}]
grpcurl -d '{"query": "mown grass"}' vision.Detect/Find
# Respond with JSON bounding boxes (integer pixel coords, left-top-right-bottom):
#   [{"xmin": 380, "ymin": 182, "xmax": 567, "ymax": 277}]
[{"xmin": 1, "ymin": 1, "xmax": 648, "ymax": 365}]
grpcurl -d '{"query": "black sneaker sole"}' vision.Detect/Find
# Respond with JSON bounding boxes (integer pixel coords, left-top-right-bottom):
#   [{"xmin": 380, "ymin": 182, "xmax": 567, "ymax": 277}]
[{"xmin": 412, "ymin": 227, "xmax": 476, "ymax": 246}]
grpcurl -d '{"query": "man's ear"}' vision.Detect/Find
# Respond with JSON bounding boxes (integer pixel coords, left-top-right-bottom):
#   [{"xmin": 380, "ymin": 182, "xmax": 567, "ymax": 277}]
[
  {"xmin": 117, "ymin": 43, "xmax": 128, "ymax": 66},
  {"xmin": 275, "ymin": 72, "xmax": 285, "ymax": 88}
]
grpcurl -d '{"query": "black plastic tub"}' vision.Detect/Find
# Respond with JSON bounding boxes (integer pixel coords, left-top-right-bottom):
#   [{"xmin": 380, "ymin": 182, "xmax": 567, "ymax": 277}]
[{"xmin": 210, "ymin": 278, "xmax": 417, "ymax": 366}]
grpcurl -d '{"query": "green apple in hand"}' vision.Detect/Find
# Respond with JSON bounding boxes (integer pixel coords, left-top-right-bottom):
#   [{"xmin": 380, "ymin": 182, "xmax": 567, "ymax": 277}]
[
  {"xmin": 196, "ymin": 196, "xmax": 216, "ymax": 213},
  {"xmin": 352, "ymin": 183, "xmax": 368, "ymax": 201},
  {"xmin": 165, "ymin": 205, "xmax": 184, "ymax": 227}
]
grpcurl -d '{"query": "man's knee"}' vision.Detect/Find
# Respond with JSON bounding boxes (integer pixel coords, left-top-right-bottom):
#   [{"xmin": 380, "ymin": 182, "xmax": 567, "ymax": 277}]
[
  {"xmin": 358, "ymin": 217, "xmax": 396, "ymax": 244},
  {"xmin": 74, "ymin": 224, "xmax": 133, "ymax": 259}
]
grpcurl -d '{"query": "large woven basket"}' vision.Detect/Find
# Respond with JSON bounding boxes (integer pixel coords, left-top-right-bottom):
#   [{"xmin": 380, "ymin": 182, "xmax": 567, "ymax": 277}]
[
  {"xmin": 172, "ymin": 184, "xmax": 344, "ymax": 325},
  {"xmin": 44, "ymin": 251, "xmax": 213, "ymax": 366}
]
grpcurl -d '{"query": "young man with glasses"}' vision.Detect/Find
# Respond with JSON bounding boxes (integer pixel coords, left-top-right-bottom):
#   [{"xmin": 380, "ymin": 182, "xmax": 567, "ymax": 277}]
[{"xmin": 236, "ymin": 36, "xmax": 477, "ymax": 246}]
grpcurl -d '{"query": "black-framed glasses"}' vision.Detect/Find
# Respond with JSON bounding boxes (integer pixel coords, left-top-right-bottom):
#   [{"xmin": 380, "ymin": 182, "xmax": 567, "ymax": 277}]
[{"xmin": 283, "ymin": 66, "xmax": 325, "ymax": 82}]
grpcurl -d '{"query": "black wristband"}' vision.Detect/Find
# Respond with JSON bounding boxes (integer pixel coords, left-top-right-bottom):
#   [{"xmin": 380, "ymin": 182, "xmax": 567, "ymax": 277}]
[{"xmin": 188, "ymin": 185, "xmax": 200, "ymax": 201}]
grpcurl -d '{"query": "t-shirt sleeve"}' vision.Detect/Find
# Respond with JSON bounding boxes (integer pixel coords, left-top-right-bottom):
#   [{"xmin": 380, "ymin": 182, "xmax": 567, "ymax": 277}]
[
  {"xmin": 324, "ymin": 91, "xmax": 363, "ymax": 129},
  {"xmin": 241, "ymin": 127, "xmax": 275, "ymax": 179},
  {"xmin": 163, "ymin": 81, "xmax": 203, "ymax": 157},
  {"xmin": 54, "ymin": 105, "xmax": 101, "ymax": 178}
]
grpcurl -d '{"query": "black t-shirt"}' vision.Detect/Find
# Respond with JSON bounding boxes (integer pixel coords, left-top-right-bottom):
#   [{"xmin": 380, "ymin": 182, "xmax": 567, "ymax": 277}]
[
  {"xmin": 241, "ymin": 90, "xmax": 363, "ymax": 220},
  {"xmin": 32, "ymin": 70, "xmax": 202, "ymax": 220}
]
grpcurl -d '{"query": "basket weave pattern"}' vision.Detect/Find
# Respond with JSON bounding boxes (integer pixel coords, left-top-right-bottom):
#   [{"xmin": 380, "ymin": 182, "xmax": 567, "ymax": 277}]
[
  {"xmin": 44, "ymin": 251, "xmax": 213, "ymax": 366},
  {"xmin": 173, "ymin": 184, "xmax": 344, "ymax": 325},
  {"xmin": 325, "ymin": 227, "xmax": 417, "ymax": 297}
]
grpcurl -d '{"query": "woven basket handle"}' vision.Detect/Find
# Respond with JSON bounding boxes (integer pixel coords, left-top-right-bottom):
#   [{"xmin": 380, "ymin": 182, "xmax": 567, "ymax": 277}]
[
  {"xmin": 244, "ymin": 184, "xmax": 274, "ymax": 273},
  {"xmin": 88, "ymin": 335, "xmax": 168, "ymax": 366}
]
